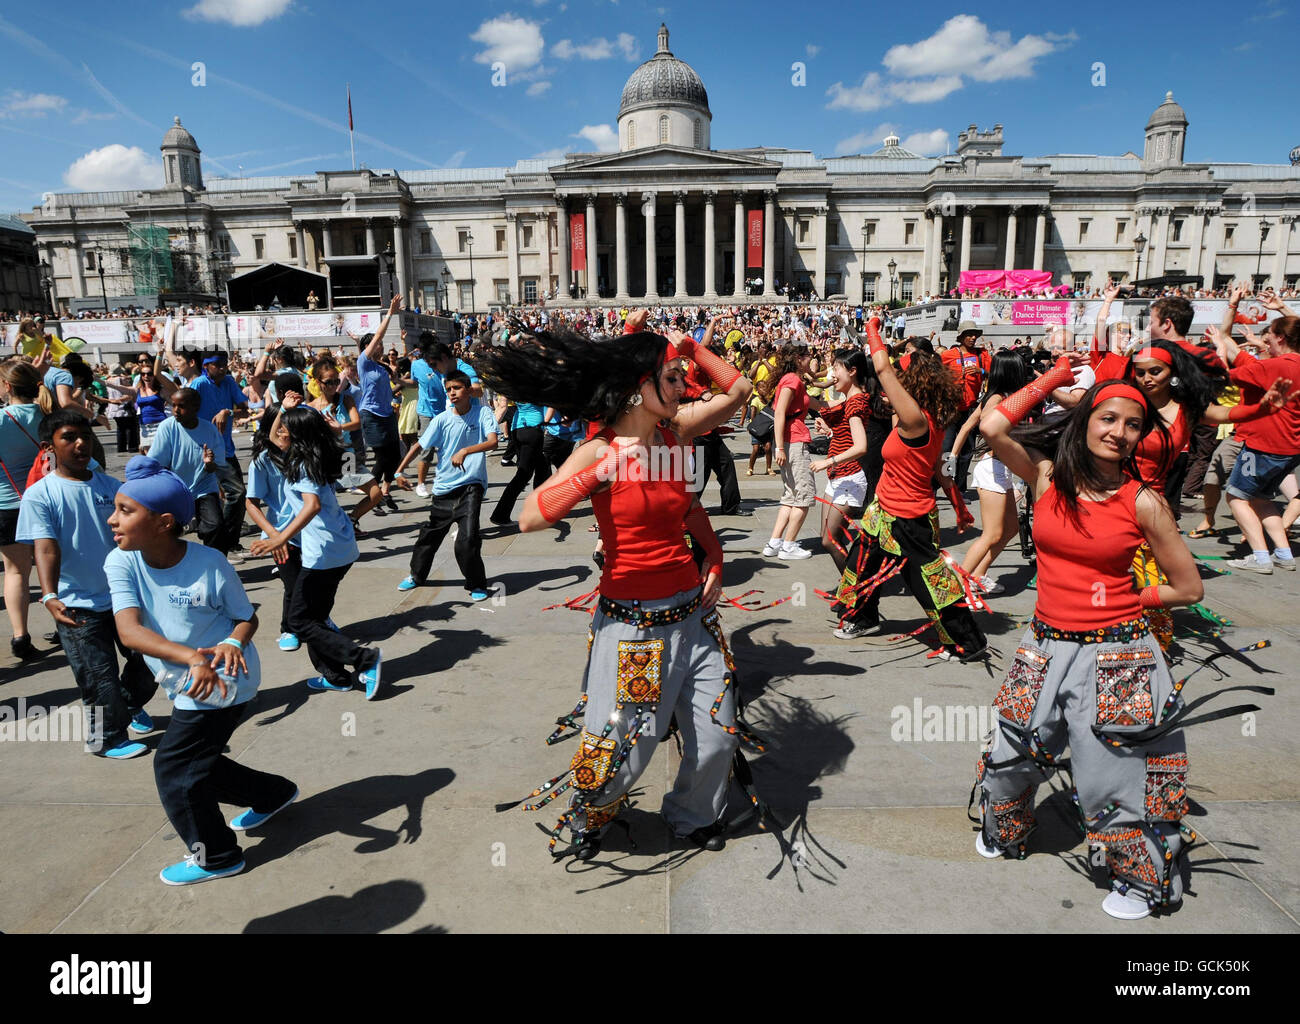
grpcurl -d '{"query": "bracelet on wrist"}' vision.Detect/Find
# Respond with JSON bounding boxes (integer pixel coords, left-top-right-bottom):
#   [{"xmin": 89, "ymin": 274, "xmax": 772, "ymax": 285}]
[
  {"xmin": 219, "ymin": 637, "xmax": 243, "ymax": 651},
  {"xmin": 40, "ymin": 593, "xmax": 58, "ymax": 605}
]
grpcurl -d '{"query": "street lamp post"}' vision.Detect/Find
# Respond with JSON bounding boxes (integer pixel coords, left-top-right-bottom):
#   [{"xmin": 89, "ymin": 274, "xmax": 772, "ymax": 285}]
[
  {"xmin": 887, "ymin": 258, "xmax": 897, "ymax": 306},
  {"xmin": 1133, "ymin": 231, "xmax": 1148, "ymax": 283},
  {"xmin": 943, "ymin": 231, "xmax": 955, "ymax": 295},
  {"xmin": 440, "ymin": 266, "xmax": 451, "ymax": 313},
  {"xmin": 466, "ymin": 231, "xmax": 475, "ymax": 315},
  {"xmin": 95, "ymin": 246, "xmax": 108, "ymax": 313},
  {"xmin": 39, "ymin": 259, "xmax": 54, "ymax": 316},
  {"xmin": 1256, "ymin": 218, "xmax": 1273, "ymax": 286},
  {"xmin": 379, "ymin": 243, "xmax": 396, "ymax": 306},
  {"xmin": 860, "ymin": 222, "xmax": 869, "ymax": 305}
]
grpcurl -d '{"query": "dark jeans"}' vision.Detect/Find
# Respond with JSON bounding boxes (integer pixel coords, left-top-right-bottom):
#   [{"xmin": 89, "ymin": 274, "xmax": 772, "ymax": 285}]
[
  {"xmin": 696, "ymin": 431, "xmax": 742, "ymax": 512},
  {"xmin": 943, "ymin": 415, "xmax": 977, "ymax": 492},
  {"xmin": 286, "ymin": 563, "xmax": 376, "ymax": 687},
  {"xmin": 154, "ymin": 702, "xmax": 296, "ymax": 870},
  {"xmin": 1181, "ymin": 421, "xmax": 1219, "ymax": 498},
  {"xmin": 411, "ymin": 483, "xmax": 487, "ymax": 591},
  {"xmin": 214, "ymin": 456, "xmax": 246, "ymax": 554},
  {"xmin": 57, "ymin": 608, "xmax": 157, "ymax": 752},
  {"xmin": 361, "ymin": 410, "xmax": 400, "ymax": 485},
  {"xmin": 195, "ymin": 493, "xmax": 222, "ymax": 549},
  {"xmin": 493, "ymin": 425, "xmax": 547, "ymax": 521},
  {"xmin": 278, "ymin": 545, "xmax": 302, "ymax": 635},
  {"xmin": 542, "ymin": 432, "xmax": 575, "ymax": 475},
  {"xmin": 114, "ymin": 414, "xmax": 139, "ymax": 454}
]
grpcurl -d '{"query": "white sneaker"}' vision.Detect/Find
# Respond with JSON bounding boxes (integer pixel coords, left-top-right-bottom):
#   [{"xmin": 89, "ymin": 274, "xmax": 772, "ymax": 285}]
[
  {"xmin": 975, "ymin": 831, "xmax": 1003, "ymax": 860},
  {"xmin": 779, "ymin": 544, "xmax": 812, "ymax": 560},
  {"xmin": 832, "ymin": 621, "xmax": 876, "ymax": 640},
  {"xmin": 1272, "ymin": 554, "xmax": 1296, "ymax": 571},
  {"xmin": 977, "ymin": 575, "xmax": 1004, "ymax": 595},
  {"xmin": 761, "ymin": 541, "xmax": 781, "ymax": 557},
  {"xmin": 1101, "ymin": 888, "xmax": 1152, "ymax": 921},
  {"xmin": 415, "ymin": 484, "xmax": 430, "ymax": 498},
  {"xmin": 1226, "ymin": 556, "xmax": 1273, "ymax": 575}
]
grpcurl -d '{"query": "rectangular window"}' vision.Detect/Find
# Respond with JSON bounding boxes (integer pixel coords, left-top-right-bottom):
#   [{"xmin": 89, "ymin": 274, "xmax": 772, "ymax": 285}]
[
  {"xmin": 1078, "ymin": 220, "xmax": 1089, "ymax": 243},
  {"xmin": 495, "ymin": 280, "xmax": 509, "ymax": 304},
  {"xmin": 862, "ymin": 222, "xmax": 876, "ymax": 246},
  {"xmin": 1072, "ymin": 273, "xmax": 1090, "ymax": 292},
  {"xmin": 458, "ymin": 230, "xmax": 470, "ymax": 253},
  {"xmin": 1116, "ymin": 220, "xmax": 1128, "ymax": 244},
  {"xmin": 421, "ymin": 284, "xmax": 438, "ymax": 308},
  {"xmin": 524, "ymin": 278, "xmax": 538, "ymax": 303},
  {"xmin": 419, "ymin": 230, "xmax": 431, "ymax": 255},
  {"xmin": 1110, "ymin": 270, "xmax": 1129, "ymax": 285},
  {"xmin": 1224, "ymin": 224, "xmax": 1235, "ymax": 248},
  {"xmin": 862, "ymin": 275, "xmax": 877, "ymax": 301},
  {"xmin": 1172, "ymin": 219, "xmax": 1184, "ymax": 243},
  {"xmin": 254, "ymin": 237, "xmax": 265, "ymax": 260},
  {"xmin": 1253, "ymin": 274, "xmax": 1268, "ymax": 291},
  {"xmin": 353, "ymin": 232, "xmax": 365, "ymax": 254},
  {"xmin": 900, "ymin": 275, "xmax": 915, "ymax": 302},
  {"xmin": 904, "ymin": 222, "xmax": 916, "ymax": 246},
  {"xmin": 521, "ymin": 224, "xmax": 534, "ymax": 249},
  {"xmin": 972, "ymin": 222, "xmax": 986, "ymax": 245},
  {"xmin": 288, "ymin": 234, "xmax": 297, "ymax": 259},
  {"xmin": 1286, "ymin": 274, "xmax": 1299, "ymax": 291},
  {"xmin": 459, "ymin": 282, "xmax": 473, "ymax": 309},
  {"xmin": 495, "ymin": 228, "xmax": 506, "ymax": 252},
  {"xmin": 85, "ymin": 251, "xmax": 96, "ymax": 270},
  {"xmin": 798, "ymin": 218, "xmax": 810, "ymax": 244}
]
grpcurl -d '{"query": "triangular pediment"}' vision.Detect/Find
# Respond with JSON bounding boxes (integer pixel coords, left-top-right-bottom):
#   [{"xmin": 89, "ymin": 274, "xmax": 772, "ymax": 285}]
[{"xmin": 558, "ymin": 146, "xmax": 779, "ymax": 174}]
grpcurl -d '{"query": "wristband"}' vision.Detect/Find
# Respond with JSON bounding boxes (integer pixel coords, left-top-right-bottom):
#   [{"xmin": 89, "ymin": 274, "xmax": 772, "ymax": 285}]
[
  {"xmin": 994, "ymin": 356, "xmax": 1076, "ymax": 427},
  {"xmin": 1139, "ymin": 585, "xmax": 1164, "ymax": 609},
  {"xmin": 865, "ymin": 318, "xmax": 888, "ymax": 358},
  {"xmin": 219, "ymin": 637, "xmax": 243, "ymax": 650},
  {"xmin": 40, "ymin": 593, "xmax": 58, "ymax": 605}
]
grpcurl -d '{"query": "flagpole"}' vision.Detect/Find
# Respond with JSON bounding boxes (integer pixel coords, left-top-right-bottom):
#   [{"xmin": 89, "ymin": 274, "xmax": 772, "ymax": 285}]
[{"xmin": 348, "ymin": 83, "xmax": 356, "ymax": 170}]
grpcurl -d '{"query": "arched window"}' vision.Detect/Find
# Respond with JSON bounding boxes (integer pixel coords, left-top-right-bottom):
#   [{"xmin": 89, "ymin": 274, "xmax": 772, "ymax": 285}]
[
  {"xmin": 658, "ymin": 114, "xmax": 670, "ymax": 145},
  {"xmin": 693, "ymin": 119, "xmax": 703, "ymax": 149},
  {"xmin": 627, "ymin": 120, "xmax": 637, "ymax": 149}
]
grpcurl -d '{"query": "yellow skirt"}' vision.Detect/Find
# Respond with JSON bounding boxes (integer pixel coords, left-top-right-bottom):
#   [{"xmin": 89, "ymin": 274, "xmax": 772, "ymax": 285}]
[{"xmin": 1131, "ymin": 543, "xmax": 1173, "ymax": 652}]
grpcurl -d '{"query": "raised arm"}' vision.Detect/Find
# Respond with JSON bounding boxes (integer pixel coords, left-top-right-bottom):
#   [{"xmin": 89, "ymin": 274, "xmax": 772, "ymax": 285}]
[
  {"xmin": 864, "ymin": 317, "xmax": 926, "ymax": 437},
  {"xmin": 665, "ymin": 328, "xmax": 753, "ymax": 442},
  {"xmin": 365, "ymin": 295, "xmax": 403, "ymax": 362},
  {"xmin": 979, "ymin": 356, "xmax": 1076, "ymax": 495}
]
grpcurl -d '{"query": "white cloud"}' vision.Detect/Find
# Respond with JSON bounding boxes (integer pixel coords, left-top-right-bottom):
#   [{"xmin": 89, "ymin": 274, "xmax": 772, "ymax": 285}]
[
  {"xmin": 532, "ymin": 147, "xmax": 571, "ymax": 162},
  {"xmin": 826, "ymin": 73, "xmax": 887, "ymax": 112},
  {"xmin": 183, "ymin": 0, "xmax": 293, "ymax": 27},
  {"xmin": 899, "ymin": 128, "xmax": 950, "ymax": 156},
  {"xmin": 526, "ymin": 81, "xmax": 552, "ymax": 97},
  {"xmin": 888, "ymin": 76, "xmax": 963, "ymax": 104},
  {"xmin": 471, "ymin": 14, "xmax": 545, "ymax": 70},
  {"xmin": 833, "ymin": 122, "xmax": 949, "ymax": 157},
  {"xmin": 573, "ymin": 124, "xmax": 617, "ymax": 152},
  {"xmin": 806, "ymin": 44, "xmax": 821, "ymax": 57},
  {"xmin": 882, "ymin": 15, "xmax": 1064, "ymax": 82},
  {"xmin": 64, "ymin": 144, "xmax": 161, "ymax": 191},
  {"xmin": 71, "ymin": 109, "xmax": 117, "ymax": 124},
  {"xmin": 0, "ymin": 90, "xmax": 68, "ymax": 118},
  {"xmin": 835, "ymin": 126, "xmax": 892, "ymax": 155},
  {"xmin": 552, "ymin": 33, "xmax": 640, "ymax": 61}
]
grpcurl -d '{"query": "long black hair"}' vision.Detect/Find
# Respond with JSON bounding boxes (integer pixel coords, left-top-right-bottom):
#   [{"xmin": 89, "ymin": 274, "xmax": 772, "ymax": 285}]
[
  {"xmin": 979, "ymin": 349, "xmax": 1030, "ymax": 409},
  {"xmin": 1012, "ymin": 380, "xmax": 1166, "ymax": 527},
  {"xmin": 832, "ymin": 347, "xmax": 876, "ymax": 399},
  {"xmin": 475, "ymin": 328, "xmax": 670, "ymax": 424},
  {"xmin": 280, "ymin": 404, "xmax": 344, "ymax": 486},
  {"xmin": 1124, "ymin": 338, "xmax": 1228, "ymax": 424}
]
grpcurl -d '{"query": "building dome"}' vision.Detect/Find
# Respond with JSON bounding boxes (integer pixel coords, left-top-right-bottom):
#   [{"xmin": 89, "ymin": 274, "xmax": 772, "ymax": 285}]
[
  {"xmin": 872, "ymin": 134, "xmax": 921, "ymax": 159},
  {"xmin": 1146, "ymin": 91, "xmax": 1187, "ymax": 131},
  {"xmin": 618, "ymin": 25, "xmax": 710, "ymax": 119},
  {"xmin": 161, "ymin": 116, "xmax": 199, "ymax": 152}
]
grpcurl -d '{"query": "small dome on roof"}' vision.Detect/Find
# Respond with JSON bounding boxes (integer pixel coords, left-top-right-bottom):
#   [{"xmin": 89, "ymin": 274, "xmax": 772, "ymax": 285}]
[
  {"xmin": 1146, "ymin": 92, "xmax": 1187, "ymax": 131},
  {"xmin": 161, "ymin": 116, "xmax": 199, "ymax": 152}
]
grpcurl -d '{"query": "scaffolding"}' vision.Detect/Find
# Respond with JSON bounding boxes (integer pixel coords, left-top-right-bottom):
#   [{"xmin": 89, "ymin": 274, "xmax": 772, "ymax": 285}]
[{"xmin": 127, "ymin": 224, "xmax": 173, "ymax": 294}]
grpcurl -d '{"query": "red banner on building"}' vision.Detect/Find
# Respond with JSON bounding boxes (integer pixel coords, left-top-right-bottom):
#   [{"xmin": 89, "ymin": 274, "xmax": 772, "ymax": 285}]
[
  {"xmin": 569, "ymin": 213, "xmax": 587, "ymax": 269},
  {"xmin": 746, "ymin": 210, "xmax": 763, "ymax": 269}
]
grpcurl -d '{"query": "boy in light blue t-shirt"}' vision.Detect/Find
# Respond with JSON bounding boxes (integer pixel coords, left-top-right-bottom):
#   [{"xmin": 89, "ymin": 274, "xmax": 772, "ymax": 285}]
[{"xmin": 145, "ymin": 389, "xmax": 226, "ymax": 548}]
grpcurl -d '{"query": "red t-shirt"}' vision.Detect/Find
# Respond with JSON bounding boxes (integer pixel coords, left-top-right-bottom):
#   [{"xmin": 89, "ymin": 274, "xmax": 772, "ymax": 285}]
[
  {"xmin": 1230, "ymin": 350, "xmax": 1300, "ymax": 455},
  {"xmin": 1033, "ymin": 479, "xmax": 1145, "ymax": 630},
  {"xmin": 942, "ymin": 347, "xmax": 991, "ymax": 409},
  {"xmin": 823, "ymin": 393, "xmax": 869, "ymax": 480},
  {"xmin": 874, "ymin": 414, "xmax": 942, "ymax": 519},
  {"xmin": 590, "ymin": 426, "xmax": 701, "ymax": 600},
  {"xmin": 775, "ymin": 373, "xmax": 811, "ymax": 445}
]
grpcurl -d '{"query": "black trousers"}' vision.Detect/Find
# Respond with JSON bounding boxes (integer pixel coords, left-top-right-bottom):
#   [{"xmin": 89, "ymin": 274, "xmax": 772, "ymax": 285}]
[
  {"xmin": 154, "ymin": 702, "xmax": 296, "ymax": 871},
  {"xmin": 361, "ymin": 410, "xmax": 401, "ymax": 485},
  {"xmin": 1181, "ymin": 422, "xmax": 1219, "ymax": 498},
  {"xmin": 542, "ymin": 432, "xmax": 575, "ymax": 475},
  {"xmin": 839, "ymin": 509, "xmax": 985, "ymax": 653},
  {"xmin": 278, "ymin": 545, "xmax": 302, "ymax": 635},
  {"xmin": 493, "ymin": 425, "xmax": 547, "ymax": 521},
  {"xmin": 213, "ymin": 457, "xmax": 246, "ymax": 554},
  {"xmin": 114, "ymin": 413, "xmax": 139, "ymax": 454},
  {"xmin": 411, "ymin": 483, "xmax": 487, "ymax": 591},
  {"xmin": 696, "ymin": 431, "xmax": 742, "ymax": 512},
  {"xmin": 195, "ymin": 493, "xmax": 223, "ymax": 549},
  {"xmin": 285, "ymin": 563, "xmax": 376, "ymax": 687},
  {"xmin": 943, "ymin": 414, "xmax": 977, "ymax": 492}
]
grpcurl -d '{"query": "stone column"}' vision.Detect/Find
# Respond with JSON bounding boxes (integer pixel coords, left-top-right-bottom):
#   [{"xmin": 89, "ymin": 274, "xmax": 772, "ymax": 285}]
[
  {"xmin": 782, "ymin": 205, "xmax": 795, "ymax": 285},
  {"xmin": 733, "ymin": 194, "xmax": 745, "ymax": 295},
  {"xmin": 506, "ymin": 211, "xmax": 520, "ymax": 305},
  {"xmin": 556, "ymin": 195, "xmax": 570, "ymax": 300},
  {"xmin": 585, "ymin": 194, "xmax": 598, "ymax": 298},
  {"xmin": 762, "ymin": 190, "xmax": 777, "ymax": 298},
  {"xmin": 1199, "ymin": 205, "xmax": 1221, "ymax": 287},
  {"xmin": 1033, "ymin": 207, "xmax": 1047, "ymax": 271},
  {"xmin": 1004, "ymin": 205, "xmax": 1019, "ymax": 271},
  {"xmin": 365, "ymin": 219, "xmax": 375, "ymax": 256},
  {"xmin": 959, "ymin": 206, "xmax": 973, "ymax": 274},
  {"xmin": 922, "ymin": 211, "xmax": 934, "ymax": 295},
  {"xmin": 1152, "ymin": 206, "xmax": 1171, "ymax": 278},
  {"xmin": 1187, "ymin": 207, "xmax": 1207, "ymax": 279},
  {"xmin": 931, "ymin": 210, "xmax": 944, "ymax": 294},
  {"xmin": 703, "ymin": 190, "xmax": 718, "ymax": 299},
  {"xmin": 70, "ymin": 242, "xmax": 86, "ymax": 299},
  {"xmin": 674, "ymin": 190, "xmax": 688, "ymax": 299},
  {"xmin": 643, "ymin": 192, "xmax": 658, "ymax": 299},
  {"xmin": 392, "ymin": 218, "xmax": 408, "ymax": 303},
  {"xmin": 322, "ymin": 222, "xmax": 334, "ymax": 259},
  {"xmin": 614, "ymin": 193, "xmax": 629, "ymax": 300},
  {"xmin": 814, "ymin": 204, "xmax": 828, "ymax": 297},
  {"xmin": 295, "ymin": 223, "xmax": 306, "ymax": 268},
  {"xmin": 1271, "ymin": 215, "xmax": 1294, "ymax": 290}
]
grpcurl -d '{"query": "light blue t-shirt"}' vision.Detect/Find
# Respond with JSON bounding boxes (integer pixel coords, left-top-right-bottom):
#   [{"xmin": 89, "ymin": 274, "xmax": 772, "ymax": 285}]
[
  {"xmin": 16, "ymin": 470, "xmax": 121, "ymax": 610},
  {"xmin": 186, "ymin": 372, "xmax": 246, "ymax": 457},
  {"xmin": 43, "ymin": 366, "xmax": 74, "ymax": 398},
  {"xmin": 411, "ymin": 359, "xmax": 440, "ymax": 417},
  {"xmin": 0, "ymin": 403, "xmax": 44, "ymax": 509},
  {"xmin": 513, "ymin": 402, "xmax": 545, "ymax": 430},
  {"xmin": 146, "ymin": 416, "xmax": 226, "ymax": 498},
  {"xmin": 418, "ymin": 404, "xmax": 499, "ymax": 496},
  {"xmin": 356, "ymin": 351, "xmax": 393, "ymax": 419},
  {"xmin": 544, "ymin": 416, "xmax": 585, "ymax": 443},
  {"xmin": 105, "ymin": 543, "xmax": 260, "ymax": 710},
  {"xmin": 247, "ymin": 451, "xmax": 300, "ymax": 542},
  {"xmin": 456, "ymin": 358, "xmax": 480, "ymax": 386},
  {"xmin": 286, "ymin": 475, "xmax": 358, "ymax": 570}
]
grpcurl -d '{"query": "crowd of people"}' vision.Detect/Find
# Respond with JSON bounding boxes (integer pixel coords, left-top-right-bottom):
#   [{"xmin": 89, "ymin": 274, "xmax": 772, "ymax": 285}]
[{"xmin": 2, "ymin": 279, "xmax": 1297, "ymax": 918}]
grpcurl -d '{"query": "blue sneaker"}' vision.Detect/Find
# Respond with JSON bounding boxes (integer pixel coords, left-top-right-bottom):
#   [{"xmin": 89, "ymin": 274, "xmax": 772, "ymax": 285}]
[
  {"xmin": 102, "ymin": 739, "xmax": 148, "ymax": 760},
  {"xmin": 360, "ymin": 650, "xmax": 383, "ymax": 701},
  {"xmin": 128, "ymin": 710, "xmax": 154, "ymax": 734},
  {"xmin": 229, "ymin": 787, "xmax": 299, "ymax": 831},
  {"xmin": 277, "ymin": 632, "xmax": 301, "ymax": 651},
  {"xmin": 326, "ymin": 618, "xmax": 340, "ymax": 632},
  {"xmin": 470, "ymin": 589, "xmax": 489, "ymax": 602},
  {"xmin": 307, "ymin": 676, "xmax": 352, "ymax": 694},
  {"xmin": 159, "ymin": 856, "xmax": 245, "ymax": 886},
  {"xmin": 397, "ymin": 576, "xmax": 418, "ymax": 592}
]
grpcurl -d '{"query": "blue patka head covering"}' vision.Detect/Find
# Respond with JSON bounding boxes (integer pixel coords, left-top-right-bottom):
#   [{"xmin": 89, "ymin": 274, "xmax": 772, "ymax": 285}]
[{"xmin": 119, "ymin": 456, "xmax": 196, "ymax": 525}]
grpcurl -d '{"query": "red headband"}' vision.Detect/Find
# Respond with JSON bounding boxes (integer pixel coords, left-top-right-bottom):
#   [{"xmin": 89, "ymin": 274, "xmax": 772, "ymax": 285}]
[
  {"xmin": 636, "ymin": 340, "xmax": 682, "ymax": 387},
  {"xmin": 1132, "ymin": 346, "xmax": 1173, "ymax": 366},
  {"xmin": 1091, "ymin": 381, "xmax": 1149, "ymax": 413}
]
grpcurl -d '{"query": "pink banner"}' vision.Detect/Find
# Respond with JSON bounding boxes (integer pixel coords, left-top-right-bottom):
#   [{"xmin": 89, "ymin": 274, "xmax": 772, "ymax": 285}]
[
  {"xmin": 746, "ymin": 210, "xmax": 763, "ymax": 269},
  {"xmin": 957, "ymin": 269, "xmax": 1054, "ymax": 293}
]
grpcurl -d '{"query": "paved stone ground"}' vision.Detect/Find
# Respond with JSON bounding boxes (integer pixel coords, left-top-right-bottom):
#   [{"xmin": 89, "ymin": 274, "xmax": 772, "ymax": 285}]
[{"xmin": 1, "ymin": 426, "xmax": 1296, "ymax": 933}]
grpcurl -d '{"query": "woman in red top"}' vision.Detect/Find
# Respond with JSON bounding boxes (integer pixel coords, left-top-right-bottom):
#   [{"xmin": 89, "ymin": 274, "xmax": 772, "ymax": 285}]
[
  {"xmin": 977, "ymin": 364, "xmax": 1204, "ymax": 920},
  {"xmin": 810, "ymin": 348, "xmax": 872, "ymax": 571},
  {"xmin": 766, "ymin": 345, "xmax": 823, "ymax": 559},
  {"xmin": 479, "ymin": 326, "xmax": 757, "ymax": 860},
  {"xmin": 829, "ymin": 320, "xmax": 985, "ymax": 660}
]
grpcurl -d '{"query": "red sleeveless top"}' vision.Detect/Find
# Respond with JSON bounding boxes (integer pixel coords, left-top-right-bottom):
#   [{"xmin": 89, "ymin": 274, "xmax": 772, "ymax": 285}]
[
  {"xmin": 591, "ymin": 425, "xmax": 701, "ymax": 600},
  {"xmin": 1132, "ymin": 404, "xmax": 1189, "ymax": 488},
  {"xmin": 874, "ymin": 414, "xmax": 942, "ymax": 519},
  {"xmin": 1033, "ymin": 478, "xmax": 1145, "ymax": 630}
]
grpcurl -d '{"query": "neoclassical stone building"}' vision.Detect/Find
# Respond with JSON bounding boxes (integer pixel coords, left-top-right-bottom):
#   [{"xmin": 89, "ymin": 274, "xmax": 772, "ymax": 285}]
[{"xmin": 22, "ymin": 24, "xmax": 1300, "ymax": 312}]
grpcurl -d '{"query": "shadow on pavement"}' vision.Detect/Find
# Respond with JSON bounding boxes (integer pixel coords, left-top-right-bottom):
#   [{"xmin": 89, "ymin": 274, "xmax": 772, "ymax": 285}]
[{"xmin": 242, "ymin": 879, "xmax": 431, "ymax": 934}]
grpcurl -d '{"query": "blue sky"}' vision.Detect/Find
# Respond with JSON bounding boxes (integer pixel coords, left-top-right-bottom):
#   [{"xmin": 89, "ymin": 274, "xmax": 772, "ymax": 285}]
[{"xmin": 0, "ymin": 0, "xmax": 1296, "ymax": 215}]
